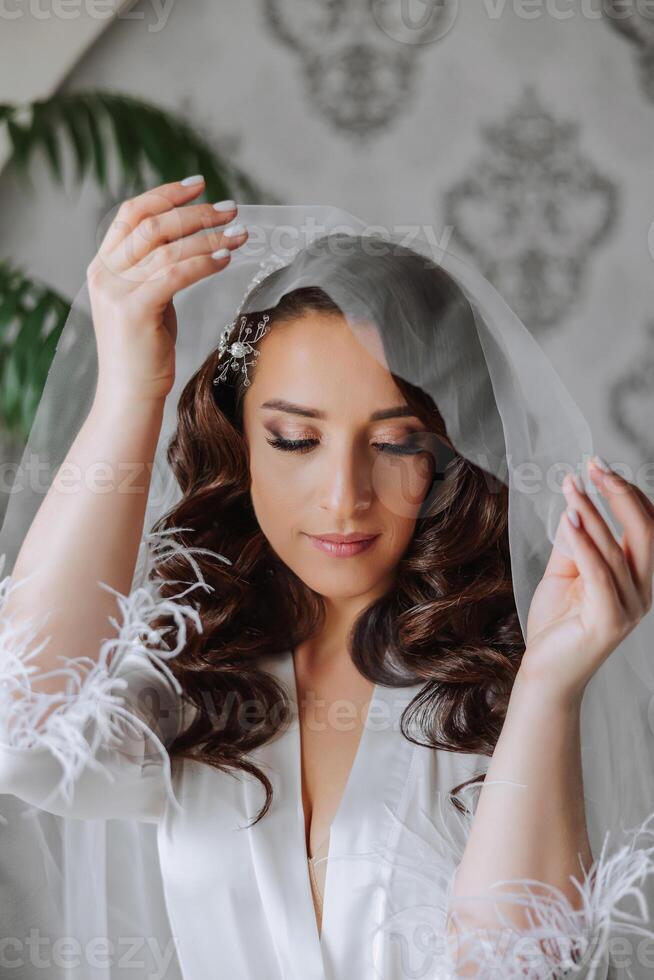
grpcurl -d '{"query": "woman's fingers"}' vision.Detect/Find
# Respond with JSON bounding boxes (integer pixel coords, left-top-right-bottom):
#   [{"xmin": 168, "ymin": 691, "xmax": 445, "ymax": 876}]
[
  {"xmin": 543, "ymin": 507, "xmax": 578, "ymax": 579},
  {"xmin": 132, "ymin": 219, "xmax": 247, "ymax": 282},
  {"xmin": 91, "ymin": 175, "xmax": 249, "ymax": 307},
  {"xmin": 587, "ymin": 458, "xmax": 654, "ymax": 612},
  {"xmin": 113, "ymin": 200, "xmax": 240, "ymax": 274},
  {"xmin": 594, "ymin": 460, "xmax": 654, "ymax": 520},
  {"xmin": 563, "ymin": 473, "xmax": 643, "ymax": 618},
  {"xmin": 138, "ymin": 247, "xmax": 236, "ymax": 308},
  {"xmin": 96, "ymin": 176, "xmax": 207, "ymax": 265},
  {"xmin": 563, "ymin": 504, "xmax": 624, "ymax": 620}
]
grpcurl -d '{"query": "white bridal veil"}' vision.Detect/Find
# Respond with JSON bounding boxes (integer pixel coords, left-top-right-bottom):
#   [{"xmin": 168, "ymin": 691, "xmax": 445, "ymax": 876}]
[{"xmin": 0, "ymin": 204, "xmax": 653, "ymax": 979}]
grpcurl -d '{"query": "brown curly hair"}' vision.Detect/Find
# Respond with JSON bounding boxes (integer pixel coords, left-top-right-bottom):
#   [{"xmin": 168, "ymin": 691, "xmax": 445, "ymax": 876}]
[{"xmin": 147, "ymin": 255, "xmax": 526, "ymax": 825}]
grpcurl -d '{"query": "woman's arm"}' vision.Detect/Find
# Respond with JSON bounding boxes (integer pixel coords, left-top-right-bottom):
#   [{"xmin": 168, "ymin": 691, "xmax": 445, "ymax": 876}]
[
  {"xmin": 0, "ymin": 176, "xmax": 246, "ymax": 728},
  {"xmin": 447, "ymin": 459, "xmax": 654, "ymax": 976},
  {"xmin": 448, "ymin": 670, "xmax": 592, "ymax": 970},
  {"xmin": 2, "ymin": 393, "xmax": 165, "ymax": 708},
  {"xmin": 0, "ymin": 179, "xmax": 245, "ymax": 820}
]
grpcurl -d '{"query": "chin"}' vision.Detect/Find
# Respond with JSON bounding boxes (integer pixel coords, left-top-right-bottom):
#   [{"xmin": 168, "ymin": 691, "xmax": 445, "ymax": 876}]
[{"xmin": 296, "ymin": 564, "xmax": 386, "ymax": 599}]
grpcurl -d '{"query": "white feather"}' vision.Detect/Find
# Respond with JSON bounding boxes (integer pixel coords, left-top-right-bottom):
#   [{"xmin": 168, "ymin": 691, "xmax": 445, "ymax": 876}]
[
  {"xmin": 0, "ymin": 526, "xmax": 231, "ymax": 815},
  {"xmin": 365, "ymin": 780, "xmax": 654, "ymax": 978}
]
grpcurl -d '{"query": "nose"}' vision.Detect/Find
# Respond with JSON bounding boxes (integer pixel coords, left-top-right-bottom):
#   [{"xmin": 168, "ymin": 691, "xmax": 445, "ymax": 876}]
[{"xmin": 317, "ymin": 439, "xmax": 373, "ymax": 517}]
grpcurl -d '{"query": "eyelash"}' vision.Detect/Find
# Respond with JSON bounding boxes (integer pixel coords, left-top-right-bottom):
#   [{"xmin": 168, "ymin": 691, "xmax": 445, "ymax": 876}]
[{"xmin": 265, "ymin": 435, "xmax": 424, "ymax": 456}]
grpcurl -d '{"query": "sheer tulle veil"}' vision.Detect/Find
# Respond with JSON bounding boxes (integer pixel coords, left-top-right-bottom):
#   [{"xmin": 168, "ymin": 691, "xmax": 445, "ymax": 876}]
[{"xmin": 1, "ymin": 203, "xmax": 654, "ymax": 978}]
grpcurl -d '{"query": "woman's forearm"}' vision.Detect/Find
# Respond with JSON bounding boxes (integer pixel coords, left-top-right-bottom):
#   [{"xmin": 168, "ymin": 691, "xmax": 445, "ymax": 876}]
[
  {"xmin": 0, "ymin": 179, "xmax": 246, "ymax": 729},
  {"xmin": 1, "ymin": 391, "xmax": 165, "ymax": 703},
  {"xmin": 449, "ymin": 669, "xmax": 593, "ymax": 931}
]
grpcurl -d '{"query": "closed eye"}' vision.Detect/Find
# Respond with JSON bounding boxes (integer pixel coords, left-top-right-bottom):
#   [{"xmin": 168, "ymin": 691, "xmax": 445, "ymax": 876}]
[{"xmin": 264, "ymin": 435, "xmax": 426, "ymax": 456}]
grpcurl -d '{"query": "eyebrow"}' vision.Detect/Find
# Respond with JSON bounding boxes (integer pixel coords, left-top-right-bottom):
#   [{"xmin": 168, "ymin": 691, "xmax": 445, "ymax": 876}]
[{"xmin": 259, "ymin": 399, "xmax": 419, "ymax": 422}]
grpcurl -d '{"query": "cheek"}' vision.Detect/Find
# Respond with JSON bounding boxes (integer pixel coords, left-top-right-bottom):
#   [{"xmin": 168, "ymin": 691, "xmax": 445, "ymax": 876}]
[
  {"xmin": 248, "ymin": 449, "xmax": 303, "ymax": 536},
  {"xmin": 372, "ymin": 454, "xmax": 433, "ymax": 520}
]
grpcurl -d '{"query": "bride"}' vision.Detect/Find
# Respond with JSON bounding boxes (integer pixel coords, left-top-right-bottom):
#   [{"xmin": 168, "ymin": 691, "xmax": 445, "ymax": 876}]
[{"xmin": 1, "ymin": 180, "xmax": 654, "ymax": 979}]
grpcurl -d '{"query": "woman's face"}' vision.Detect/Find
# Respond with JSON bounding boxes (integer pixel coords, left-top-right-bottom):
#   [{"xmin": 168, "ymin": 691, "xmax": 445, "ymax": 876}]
[{"xmin": 242, "ymin": 310, "xmax": 434, "ymax": 603}]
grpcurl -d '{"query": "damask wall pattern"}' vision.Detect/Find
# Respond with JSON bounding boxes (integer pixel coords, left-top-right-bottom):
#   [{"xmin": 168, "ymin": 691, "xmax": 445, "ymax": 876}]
[
  {"xmin": 257, "ymin": 0, "xmax": 652, "ymax": 466},
  {"xmin": 609, "ymin": 321, "xmax": 654, "ymax": 462},
  {"xmin": 603, "ymin": 0, "xmax": 654, "ymax": 103},
  {"xmin": 442, "ymin": 85, "xmax": 619, "ymax": 334},
  {"xmin": 1, "ymin": 0, "xmax": 653, "ymax": 477},
  {"xmin": 261, "ymin": 0, "xmax": 458, "ymax": 139}
]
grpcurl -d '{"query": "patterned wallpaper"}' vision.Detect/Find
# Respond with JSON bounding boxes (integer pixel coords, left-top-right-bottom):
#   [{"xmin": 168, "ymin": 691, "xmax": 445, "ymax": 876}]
[
  {"xmin": 610, "ymin": 319, "xmax": 654, "ymax": 461},
  {"xmin": 605, "ymin": 0, "xmax": 654, "ymax": 101},
  {"xmin": 261, "ymin": 0, "xmax": 458, "ymax": 138},
  {"xmin": 442, "ymin": 84, "xmax": 618, "ymax": 333},
  {"xmin": 1, "ymin": 0, "xmax": 653, "ymax": 481}
]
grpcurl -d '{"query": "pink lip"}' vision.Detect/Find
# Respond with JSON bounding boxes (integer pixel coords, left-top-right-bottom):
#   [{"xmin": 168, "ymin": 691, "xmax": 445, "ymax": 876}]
[
  {"xmin": 310, "ymin": 532, "xmax": 378, "ymax": 543},
  {"xmin": 305, "ymin": 533, "xmax": 379, "ymax": 558}
]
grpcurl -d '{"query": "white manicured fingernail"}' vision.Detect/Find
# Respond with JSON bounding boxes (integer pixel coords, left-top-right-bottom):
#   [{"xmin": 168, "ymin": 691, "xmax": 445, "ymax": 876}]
[
  {"xmin": 567, "ymin": 508, "xmax": 580, "ymax": 529},
  {"xmin": 211, "ymin": 248, "xmax": 230, "ymax": 260},
  {"xmin": 213, "ymin": 199, "xmax": 236, "ymax": 211},
  {"xmin": 181, "ymin": 174, "xmax": 205, "ymax": 185},
  {"xmin": 593, "ymin": 454, "xmax": 612, "ymax": 473},
  {"xmin": 223, "ymin": 223, "xmax": 246, "ymax": 238}
]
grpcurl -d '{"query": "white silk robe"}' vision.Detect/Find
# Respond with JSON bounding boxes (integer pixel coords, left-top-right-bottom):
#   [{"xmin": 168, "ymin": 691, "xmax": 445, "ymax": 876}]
[{"xmin": 1, "ymin": 538, "xmax": 652, "ymax": 979}]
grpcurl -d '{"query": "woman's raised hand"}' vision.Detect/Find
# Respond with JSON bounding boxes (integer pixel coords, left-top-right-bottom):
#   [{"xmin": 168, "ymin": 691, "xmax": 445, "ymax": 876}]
[
  {"xmin": 521, "ymin": 456, "xmax": 654, "ymax": 704},
  {"xmin": 87, "ymin": 176, "xmax": 247, "ymax": 405}
]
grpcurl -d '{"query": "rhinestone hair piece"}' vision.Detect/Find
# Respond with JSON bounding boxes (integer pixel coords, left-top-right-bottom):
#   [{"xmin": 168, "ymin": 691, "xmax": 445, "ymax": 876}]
[
  {"xmin": 212, "ymin": 312, "xmax": 271, "ymax": 388},
  {"xmin": 212, "ymin": 248, "xmax": 300, "ymax": 388}
]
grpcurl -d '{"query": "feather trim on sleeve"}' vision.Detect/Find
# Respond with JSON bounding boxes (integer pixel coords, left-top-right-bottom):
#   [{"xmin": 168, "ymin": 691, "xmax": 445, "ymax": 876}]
[
  {"xmin": 0, "ymin": 527, "xmax": 230, "ymax": 816},
  {"xmin": 367, "ymin": 780, "xmax": 654, "ymax": 978}
]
